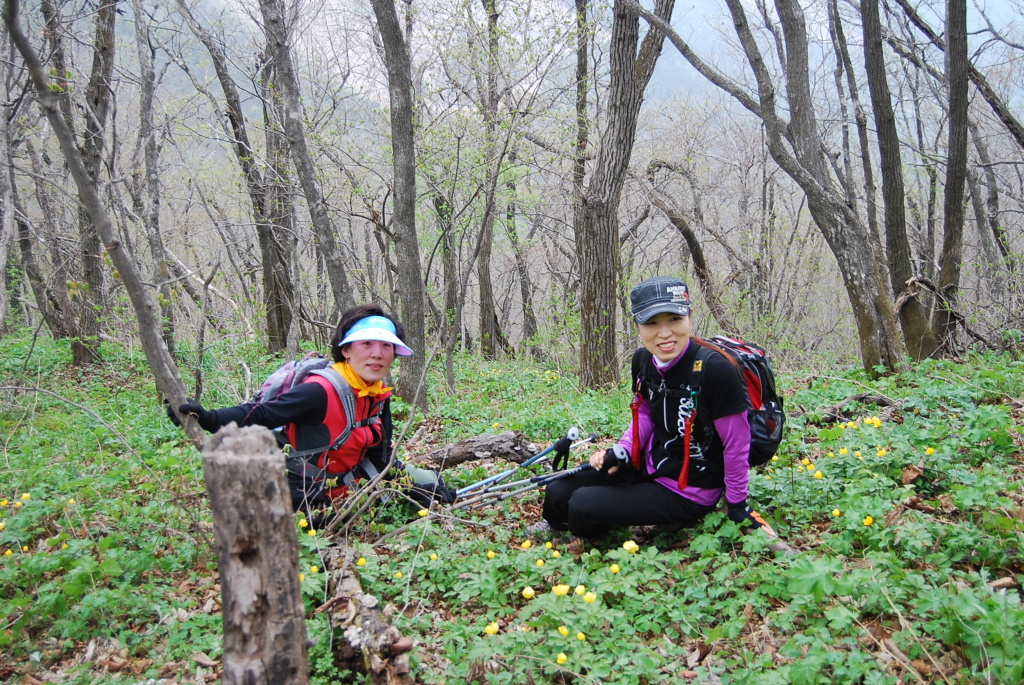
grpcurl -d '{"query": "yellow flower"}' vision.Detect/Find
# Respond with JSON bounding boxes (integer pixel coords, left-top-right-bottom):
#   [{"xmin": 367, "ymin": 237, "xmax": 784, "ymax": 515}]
[
  {"xmin": 487, "ymin": 550, "xmax": 496, "ymax": 559},
  {"xmin": 299, "ymin": 519, "xmax": 308, "ymax": 528},
  {"xmin": 14, "ymin": 502, "xmax": 22, "ymax": 508},
  {"xmin": 574, "ymin": 585, "xmax": 586, "ymax": 595},
  {"xmin": 20, "ymin": 493, "xmax": 30, "ymax": 501},
  {"xmin": 801, "ymin": 458, "xmax": 810, "ymax": 466},
  {"xmin": 552, "ymin": 550, "xmax": 560, "ymax": 559},
  {"xmin": 310, "ymin": 565, "xmax": 319, "ymax": 573},
  {"xmin": 827, "ymin": 452, "xmax": 834, "ymax": 458},
  {"xmin": 68, "ymin": 498, "xmax": 75, "ymax": 505},
  {"xmin": 814, "ymin": 471, "xmax": 823, "ymax": 479},
  {"xmin": 536, "ymin": 559, "xmax": 545, "ymax": 567},
  {"xmin": 577, "ymin": 632, "xmax": 586, "ymax": 641},
  {"xmin": 308, "ymin": 530, "xmax": 317, "ymax": 537},
  {"xmin": 765, "ymin": 475, "xmax": 772, "ymax": 480},
  {"xmin": 3, "ymin": 549, "xmax": 11, "ymax": 556},
  {"xmin": 623, "ymin": 540, "xmax": 640, "ymax": 554},
  {"xmin": 0, "ymin": 522, "xmax": 4, "ymax": 532},
  {"xmin": 832, "ymin": 509, "xmax": 841, "ymax": 517},
  {"xmin": 357, "ymin": 557, "xmax": 367, "ymax": 566},
  {"xmin": 299, "ymin": 573, "xmax": 305, "ymax": 582},
  {"xmin": 854, "ymin": 451, "xmax": 862, "ymax": 457},
  {"xmin": 556, "ymin": 653, "xmax": 567, "ymax": 665},
  {"xmin": 545, "ymin": 541, "xmax": 553, "ymax": 549},
  {"xmin": 552, "ymin": 584, "xmax": 570, "ymax": 596},
  {"xmin": 22, "ymin": 546, "xmax": 28, "ymax": 552},
  {"xmin": 395, "ymin": 571, "xmax": 403, "ymax": 579},
  {"xmin": 484, "ymin": 621, "xmax": 499, "ymax": 635},
  {"xmin": 61, "ymin": 543, "xmax": 68, "ymax": 549},
  {"xmin": 492, "ymin": 422, "xmax": 501, "ymax": 429},
  {"xmin": 610, "ymin": 563, "xmax": 620, "ymax": 574},
  {"xmin": 839, "ymin": 448, "xmax": 848, "ymax": 455},
  {"xmin": 522, "ymin": 586, "xmax": 535, "ymax": 599},
  {"xmin": 558, "ymin": 625, "xmax": 569, "ymax": 636},
  {"xmin": 797, "ymin": 465, "xmax": 805, "ymax": 472},
  {"xmin": 418, "ymin": 509, "xmax": 429, "ymax": 517},
  {"xmin": 429, "ymin": 553, "xmax": 438, "ymax": 561},
  {"xmin": 583, "ymin": 592, "xmax": 597, "ymax": 604},
  {"xmin": 863, "ymin": 516, "xmax": 875, "ymax": 526},
  {"xmin": 876, "ymin": 449, "xmax": 887, "ymax": 457},
  {"xmin": 521, "ymin": 540, "xmax": 532, "ymax": 550},
  {"xmin": 925, "ymin": 447, "xmax": 935, "ymax": 455},
  {"xmin": 808, "ymin": 463, "xmax": 816, "ymax": 471},
  {"xmin": 771, "ymin": 455, "xmax": 779, "ymax": 461},
  {"xmin": 846, "ymin": 421, "xmax": 857, "ymax": 428},
  {"xmin": 0, "ymin": 499, "xmax": 6, "ymax": 507}
]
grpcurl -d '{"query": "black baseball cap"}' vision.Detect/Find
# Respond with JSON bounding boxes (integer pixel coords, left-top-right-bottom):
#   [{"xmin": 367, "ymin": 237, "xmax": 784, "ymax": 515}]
[{"xmin": 630, "ymin": 276, "xmax": 691, "ymax": 323}]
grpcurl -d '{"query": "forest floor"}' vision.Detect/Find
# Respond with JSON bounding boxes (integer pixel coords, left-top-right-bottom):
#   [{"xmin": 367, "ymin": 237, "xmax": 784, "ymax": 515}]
[{"xmin": 1, "ymin": 330, "xmax": 1023, "ymax": 684}]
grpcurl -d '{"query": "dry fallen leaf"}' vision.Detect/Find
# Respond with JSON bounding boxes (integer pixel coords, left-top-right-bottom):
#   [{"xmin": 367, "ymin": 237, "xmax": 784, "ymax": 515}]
[{"xmin": 191, "ymin": 652, "xmax": 218, "ymax": 668}]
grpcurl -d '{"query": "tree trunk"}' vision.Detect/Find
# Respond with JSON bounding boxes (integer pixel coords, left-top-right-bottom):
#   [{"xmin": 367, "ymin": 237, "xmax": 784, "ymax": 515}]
[
  {"xmin": 75, "ymin": 0, "xmax": 118, "ymax": 364},
  {"xmin": 130, "ymin": 0, "xmax": 176, "ymax": 358},
  {"xmin": 257, "ymin": 0, "xmax": 354, "ymax": 314},
  {"xmin": 261, "ymin": 60, "xmax": 299, "ymax": 354},
  {"xmin": 503, "ymin": 156, "xmax": 542, "ymax": 359},
  {"xmin": 202, "ymin": 425, "xmax": 309, "ymax": 685},
  {"xmin": 932, "ymin": 0, "xmax": 968, "ymax": 350},
  {"xmin": 576, "ymin": 0, "xmax": 674, "ymax": 388},
  {"xmin": 369, "ymin": 0, "xmax": 428, "ymax": 409},
  {"xmin": 861, "ymin": 0, "xmax": 937, "ymax": 359}
]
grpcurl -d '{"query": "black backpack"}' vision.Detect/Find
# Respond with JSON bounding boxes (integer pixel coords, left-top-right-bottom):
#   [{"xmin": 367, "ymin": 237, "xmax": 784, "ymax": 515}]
[{"xmin": 692, "ymin": 336, "xmax": 785, "ymax": 467}]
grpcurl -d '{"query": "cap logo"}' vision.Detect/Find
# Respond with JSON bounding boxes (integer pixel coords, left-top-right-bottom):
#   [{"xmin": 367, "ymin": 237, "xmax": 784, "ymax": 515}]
[{"xmin": 666, "ymin": 285, "xmax": 690, "ymax": 303}]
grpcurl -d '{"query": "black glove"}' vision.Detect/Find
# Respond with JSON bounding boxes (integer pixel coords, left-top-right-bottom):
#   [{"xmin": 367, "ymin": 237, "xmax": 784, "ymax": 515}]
[
  {"xmin": 167, "ymin": 400, "xmax": 218, "ymax": 432},
  {"xmin": 600, "ymin": 445, "xmax": 630, "ymax": 472},
  {"xmin": 727, "ymin": 499, "xmax": 768, "ymax": 529}
]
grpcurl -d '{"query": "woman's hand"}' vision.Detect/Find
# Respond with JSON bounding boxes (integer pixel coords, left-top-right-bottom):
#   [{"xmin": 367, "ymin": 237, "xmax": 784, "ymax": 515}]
[{"xmin": 590, "ymin": 449, "xmax": 612, "ymax": 472}]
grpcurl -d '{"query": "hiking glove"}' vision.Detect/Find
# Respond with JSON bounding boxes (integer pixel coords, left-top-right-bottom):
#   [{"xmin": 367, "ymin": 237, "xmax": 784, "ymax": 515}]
[
  {"xmin": 599, "ymin": 445, "xmax": 630, "ymax": 472},
  {"xmin": 168, "ymin": 400, "xmax": 218, "ymax": 432},
  {"xmin": 727, "ymin": 499, "xmax": 768, "ymax": 529}
]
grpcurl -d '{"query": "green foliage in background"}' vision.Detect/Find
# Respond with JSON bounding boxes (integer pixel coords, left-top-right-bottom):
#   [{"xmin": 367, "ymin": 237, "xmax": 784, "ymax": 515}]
[{"xmin": 1, "ymin": 328, "xmax": 1022, "ymax": 683}]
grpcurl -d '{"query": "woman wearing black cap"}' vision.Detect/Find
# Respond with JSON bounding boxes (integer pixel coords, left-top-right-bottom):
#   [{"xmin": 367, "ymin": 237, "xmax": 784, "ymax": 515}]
[{"xmin": 540, "ymin": 276, "xmax": 772, "ymax": 539}]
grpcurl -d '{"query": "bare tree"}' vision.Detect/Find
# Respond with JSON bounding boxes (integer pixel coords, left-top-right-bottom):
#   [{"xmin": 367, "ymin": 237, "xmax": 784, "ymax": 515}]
[
  {"xmin": 933, "ymin": 0, "xmax": 969, "ymax": 348},
  {"xmin": 369, "ymin": 0, "xmax": 428, "ymax": 408},
  {"xmin": 576, "ymin": 0, "xmax": 674, "ymax": 388},
  {"xmin": 257, "ymin": 0, "xmax": 354, "ymax": 315},
  {"xmin": 861, "ymin": 0, "xmax": 938, "ymax": 358},
  {"xmin": 625, "ymin": 0, "xmax": 907, "ymax": 375},
  {"xmin": 5, "ymin": 0, "xmax": 205, "ymax": 442}
]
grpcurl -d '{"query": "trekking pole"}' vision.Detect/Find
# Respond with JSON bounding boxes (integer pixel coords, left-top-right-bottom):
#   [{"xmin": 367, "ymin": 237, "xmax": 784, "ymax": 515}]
[
  {"xmin": 455, "ymin": 428, "xmax": 595, "ymax": 497},
  {"xmin": 456, "ymin": 463, "xmax": 594, "ymax": 511}
]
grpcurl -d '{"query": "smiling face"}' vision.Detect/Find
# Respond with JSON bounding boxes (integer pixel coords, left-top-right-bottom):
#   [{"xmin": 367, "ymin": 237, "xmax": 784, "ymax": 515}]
[
  {"xmin": 341, "ymin": 339, "xmax": 396, "ymax": 383},
  {"xmin": 638, "ymin": 312, "xmax": 692, "ymax": 363}
]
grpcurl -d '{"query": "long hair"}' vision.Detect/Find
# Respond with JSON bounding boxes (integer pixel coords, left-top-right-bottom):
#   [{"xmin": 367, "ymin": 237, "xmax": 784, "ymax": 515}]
[{"xmin": 329, "ymin": 304, "xmax": 407, "ymax": 362}]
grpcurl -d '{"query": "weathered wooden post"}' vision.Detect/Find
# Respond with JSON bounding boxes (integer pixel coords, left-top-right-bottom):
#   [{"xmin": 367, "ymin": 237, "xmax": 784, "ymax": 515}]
[{"xmin": 202, "ymin": 424, "xmax": 309, "ymax": 684}]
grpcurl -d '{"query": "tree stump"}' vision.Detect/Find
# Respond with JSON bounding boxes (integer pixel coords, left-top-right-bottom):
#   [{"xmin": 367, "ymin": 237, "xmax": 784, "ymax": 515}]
[
  {"xmin": 416, "ymin": 430, "xmax": 534, "ymax": 468},
  {"xmin": 203, "ymin": 424, "xmax": 309, "ymax": 685}
]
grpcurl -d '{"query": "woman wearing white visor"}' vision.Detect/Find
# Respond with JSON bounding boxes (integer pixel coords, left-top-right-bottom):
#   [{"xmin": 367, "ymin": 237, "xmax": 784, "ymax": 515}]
[{"xmin": 170, "ymin": 304, "xmax": 428, "ymax": 509}]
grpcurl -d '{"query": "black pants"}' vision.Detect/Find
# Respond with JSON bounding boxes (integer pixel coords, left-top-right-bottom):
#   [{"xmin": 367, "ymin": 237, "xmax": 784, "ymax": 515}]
[{"xmin": 542, "ymin": 468, "xmax": 718, "ymax": 538}]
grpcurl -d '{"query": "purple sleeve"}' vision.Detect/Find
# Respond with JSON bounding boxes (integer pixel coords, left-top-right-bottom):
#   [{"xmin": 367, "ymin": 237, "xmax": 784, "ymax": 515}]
[
  {"xmin": 617, "ymin": 395, "xmax": 654, "ymax": 459},
  {"xmin": 715, "ymin": 410, "xmax": 751, "ymax": 505}
]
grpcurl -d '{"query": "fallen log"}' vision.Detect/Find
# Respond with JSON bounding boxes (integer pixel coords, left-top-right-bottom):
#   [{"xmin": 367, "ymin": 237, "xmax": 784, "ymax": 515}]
[
  {"xmin": 415, "ymin": 430, "xmax": 534, "ymax": 468},
  {"xmin": 320, "ymin": 545, "xmax": 414, "ymax": 684}
]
